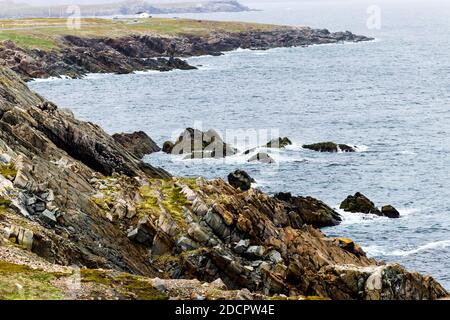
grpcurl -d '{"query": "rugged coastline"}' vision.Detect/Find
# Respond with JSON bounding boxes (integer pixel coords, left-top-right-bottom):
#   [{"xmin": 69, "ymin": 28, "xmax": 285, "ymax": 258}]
[
  {"xmin": 0, "ymin": 18, "xmax": 373, "ymax": 80},
  {"xmin": 0, "ymin": 19, "xmax": 447, "ymax": 300}
]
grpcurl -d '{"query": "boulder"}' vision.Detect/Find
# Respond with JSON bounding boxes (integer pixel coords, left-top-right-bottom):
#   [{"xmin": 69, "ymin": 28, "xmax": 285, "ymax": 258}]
[
  {"xmin": 227, "ymin": 170, "xmax": 255, "ymax": 191},
  {"xmin": 340, "ymin": 192, "xmax": 381, "ymax": 215},
  {"xmin": 247, "ymin": 152, "xmax": 275, "ymax": 164},
  {"xmin": 381, "ymin": 205, "xmax": 400, "ymax": 218},
  {"xmin": 265, "ymin": 137, "xmax": 292, "ymax": 148},
  {"xmin": 303, "ymin": 142, "xmax": 356, "ymax": 153},
  {"xmin": 163, "ymin": 128, "xmax": 237, "ymax": 158},
  {"xmin": 112, "ymin": 131, "xmax": 161, "ymax": 159},
  {"xmin": 275, "ymin": 192, "xmax": 342, "ymax": 228},
  {"xmin": 162, "ymin": 141, "xmax": 174, "ymax": 154}
]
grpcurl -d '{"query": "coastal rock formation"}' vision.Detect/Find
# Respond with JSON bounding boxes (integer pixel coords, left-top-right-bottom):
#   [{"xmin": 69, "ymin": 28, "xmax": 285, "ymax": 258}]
[
  {"xmin": 303, "ymin": 142, "xmax": 356, "ymax": 153},
  {"xmin": 0, "ymin": 66, "xmax": 446, "ymax": 299},
  {"xmin": 248, "ymin": 152, "xmax": 275, "ymax": 164},
  {"xmin": 340, "ymin": 193, "xmax": 381, "ymax": 214},
  {"xmin": 340, "ymin": 193, "xmax": 400, "ymax": 218},
  {"xmin": 164, "ymin": 128, "xmax": 237, "ymax": 159},
  {"xmin": 0, "ymin": 26, "xmax": 373, "ymax": 81},
  {"xmin": 227, "ymin": 170, "xmax": 255, "ymax": 191},
  {"xmin": 313, "ymin": 264, "xmax": 446, "ymax": 300},
  {"xmin": 275, "ymin": 192, "xmax": 342, "ymax": 228},
  {"xmin": 381, "ymin": 205, "xmax": 400, "ymax": 219},
  {"xmin": 244, "ymin": 137, "xmax": 292, "ymax": 155},
  {"xmin": 112, "ymin": 131, "xmax": 161, "ymax": 159}
]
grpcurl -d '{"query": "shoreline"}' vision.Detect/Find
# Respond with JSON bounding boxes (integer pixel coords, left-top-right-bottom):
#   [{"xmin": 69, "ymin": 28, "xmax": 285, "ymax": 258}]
[
  {"xmin": 0, "ymin": 18, "xmax": 373, "ymax": 81},
  {"xmin": 1, "ymin": 18, "xmax": 447, "ymax": 300}
]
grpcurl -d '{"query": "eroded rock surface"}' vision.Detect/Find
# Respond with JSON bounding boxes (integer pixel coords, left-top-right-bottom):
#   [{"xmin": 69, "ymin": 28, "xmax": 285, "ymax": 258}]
[
  {"xmin": 0, "ymin": 67, "xmax": 447, "ymax": 300},
  {"xmin": 164, "ymin": 128, "xmax": 237, "ymax": 159},
  {"xmin": 112, "ymin": 131, "xmax": 161, "ymax": 159}
]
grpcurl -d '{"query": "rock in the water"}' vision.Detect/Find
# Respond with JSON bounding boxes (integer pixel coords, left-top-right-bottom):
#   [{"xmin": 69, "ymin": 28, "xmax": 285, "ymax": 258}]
[
  {"xmin": 247, "ymin": 152, "xmax": 275, "ymax": 164},
  {"xmin": 275, "ymin": 192, "xmax": 342, "ymax": 228},
  {"xmin": 163, "ymin": 128, "xmax": 237, "ymax": 158},
  {"xmin": 381, "ymin": 205, "xmax": 400, "ymax": 218},
  {"xmin": 227, "ymin": 170, "xmax": 255, "ymax": 191},
  {"xmin": 340, "ymin": 192, "xmax": 381, "ymax": 215},
  {"xmin": 303, "ymin": 142, "xmax": 356, "ymax": 153},
  {"xmin": 243, "ymin": 137, "xmax": 292, "ymax": 154},
  {"xmin": 265, "ymin": 137, "xmax": 292, "ymax": 148},
  {"xmin": 162, "ymin": 141, "xmax": 175, "ymax": 154},
  {"xmin": 112, "ymin": 131, "xmax": 161, "ymax": 159}
]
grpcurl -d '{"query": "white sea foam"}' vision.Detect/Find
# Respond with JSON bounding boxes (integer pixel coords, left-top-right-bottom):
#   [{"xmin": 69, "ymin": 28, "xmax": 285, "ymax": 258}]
[
  {"xmin": 353, "ymin": 144, "xmax": 369, "ymax": 152},
  {"xmin": 364, "ymin": 240, "xmax": 450, "ymax": 258},
  {"xmin": 29, "ymin": 75, "xmax": 71, "ymax": 83},
  {"xmin": 335, "ymin": 208, "xmax": 388, "ymax": 226}
]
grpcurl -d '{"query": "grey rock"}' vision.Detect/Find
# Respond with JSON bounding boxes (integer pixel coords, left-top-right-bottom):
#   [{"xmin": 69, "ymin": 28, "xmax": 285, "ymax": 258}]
[
  {"xmin": 234, "ymin": 239, "xmax": 250, "ymax": 254},
  {"xmin": 39, "ymin": 209, "xmax": 57, "ymax": 227},
  {"xmin": 247, "ymin": 152, "xmax": 275, "ymax": 164},
  {"xmin": 245, "ymin": 245, "xmax": 266, "ymax": 259}
]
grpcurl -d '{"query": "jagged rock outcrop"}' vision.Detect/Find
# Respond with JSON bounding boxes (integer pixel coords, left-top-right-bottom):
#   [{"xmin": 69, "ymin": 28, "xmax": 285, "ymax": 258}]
[
  {"xmin": 275, "ymin": 192, "xmax": 342, "ymax": 228},
  {"xmin": 0, "ymin": 66, "xmax": 446, "ymax": 300},
  {"xmin": 227, "ymin": 170, "xmax": 255, "ymax": 191},
  {"xmin": 0, "ymin": 27, "xmax": 373, "ymax": 81},
  {"xmin": 112, "ymin": 131, "xmax": 161, "ymax": 159},
  {"xmin": 163, "ymin": 128, "xmax": 237, "ymax": 159},
  {"xmin": 303, "ymin": 142, "xmax": 356, "ymax": 153},
  {"xmin": 340, "ymin": 193, "xmax": 400, "ymax": 218}
]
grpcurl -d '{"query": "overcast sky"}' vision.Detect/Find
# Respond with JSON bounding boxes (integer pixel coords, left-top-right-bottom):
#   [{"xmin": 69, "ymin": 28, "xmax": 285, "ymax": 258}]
[{"xmin": 5, "ymin": 0, "xmax": 433, "ymax": 7}]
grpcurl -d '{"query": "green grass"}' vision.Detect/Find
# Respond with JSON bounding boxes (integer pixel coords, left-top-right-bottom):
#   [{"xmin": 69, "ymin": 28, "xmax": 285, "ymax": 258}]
[
  {"xmin": 0, "ymin": 17, "xmax": 280, "ymax": 51},
  {"xmin": 138, "ymin": 185, "xmax": 160, "ymax": 217},
  {"xmin": 0, "ymin": 163, "xmax": 16, "ymax": 180},
  {"xmin": 0, "ymin": 261, "xmax": 64, "ymax": 300},
  {"xmin": 160, "ymin": 180, "xmax": 191, "ymax": 231},
  {"xmin": 81, "ymin": 269, "xmax": 169, "ymax": 300},
  {"xmin": 0, "ymin": 31, "xmax": 57, "ymax": 50}
]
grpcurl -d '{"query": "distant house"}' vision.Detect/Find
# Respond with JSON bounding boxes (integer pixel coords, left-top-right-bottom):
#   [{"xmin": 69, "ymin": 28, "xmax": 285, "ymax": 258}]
[{"xmin": 137, "ymin": 12, "xmax": 151, "ymax": 18}]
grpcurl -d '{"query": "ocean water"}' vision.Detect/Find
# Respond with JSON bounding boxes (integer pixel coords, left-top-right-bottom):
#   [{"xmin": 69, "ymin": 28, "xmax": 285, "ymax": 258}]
[{"xmin": 29, "ymin": 0, "xmax": 450, "ymax": 289}]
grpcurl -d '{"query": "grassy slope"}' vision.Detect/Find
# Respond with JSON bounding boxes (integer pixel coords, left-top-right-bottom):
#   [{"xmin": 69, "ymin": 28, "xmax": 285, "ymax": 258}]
[{"xmin": 0, "ymin": 17, "xmax": 281, "ymax": 51}]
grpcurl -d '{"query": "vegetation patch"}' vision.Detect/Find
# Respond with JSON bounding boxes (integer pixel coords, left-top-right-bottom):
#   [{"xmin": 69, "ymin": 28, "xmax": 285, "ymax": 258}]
[
  {"xmin": 0, "ymin": 196, "xmax": 11, "ymax": 208},
  {"xmin": 138, "ymin": 185, "xmax": 160, "ymax": 217},
  {"xmin": 160, "ymin": 180, "xmax": 191, "ymax": 231},
  {"xmin": 81, "ymin": 268, "xmax": 168, "ymax": 300},
  {"xmin": 0, "ymin": 163, "xmax": 17, "ymax": 180},
  {"xmin": 0, "ymin": 261, "xmax": 64, "ymax": 300}
]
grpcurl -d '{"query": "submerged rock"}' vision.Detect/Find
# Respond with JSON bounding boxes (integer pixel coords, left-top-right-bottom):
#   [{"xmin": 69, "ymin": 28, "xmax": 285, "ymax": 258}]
[
  {"xmin": 227, "ymin": 170, "xmax": 255, "ymax": 191},
  {"xmin": 243, "ymin": 137, "xmax": 292, "ymax": 154},
  {"xmin": 112, "ymin": 131, "xmax": 161, "ymax": 159},
  {"xmin": 247, "ymin": 152, "xmax": 275, "ymax": 164},
  {"xmin": 303, "ymin": 142, "xmax": 356, "ymax": 153}
]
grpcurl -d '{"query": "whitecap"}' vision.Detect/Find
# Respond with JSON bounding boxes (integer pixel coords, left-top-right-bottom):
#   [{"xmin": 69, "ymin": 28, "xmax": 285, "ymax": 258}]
[
  {"xmin": 387, "ymin": 240, "xmax": 450, "ymax": 257},
  {"xmin": 29, "ymin": 75, "xmax": 71, "ymax": 83},
  {"xmin": 335, "ymin": 208, "xmax": 389, "ymax": 226}
]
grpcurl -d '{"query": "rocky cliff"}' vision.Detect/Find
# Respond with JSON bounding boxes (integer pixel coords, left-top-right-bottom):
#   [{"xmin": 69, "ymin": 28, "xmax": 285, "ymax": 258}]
[
  {"xmin": 0, "ymin": 66, "xmax": 447, "ymax": 300},
  {"xmin": 0, "ymin": 26, "xmax": 372, "ymax": 81}
]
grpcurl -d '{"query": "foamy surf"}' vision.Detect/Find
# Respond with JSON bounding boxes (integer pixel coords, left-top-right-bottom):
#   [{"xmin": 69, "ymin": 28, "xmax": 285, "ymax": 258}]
[
  {"xmin": 29, "ymin": 75, "xmax": 72, "ymax": 83},
  {"xmin": 364, "ymin": 240, "xmax": 450, "ymax": 258}
]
